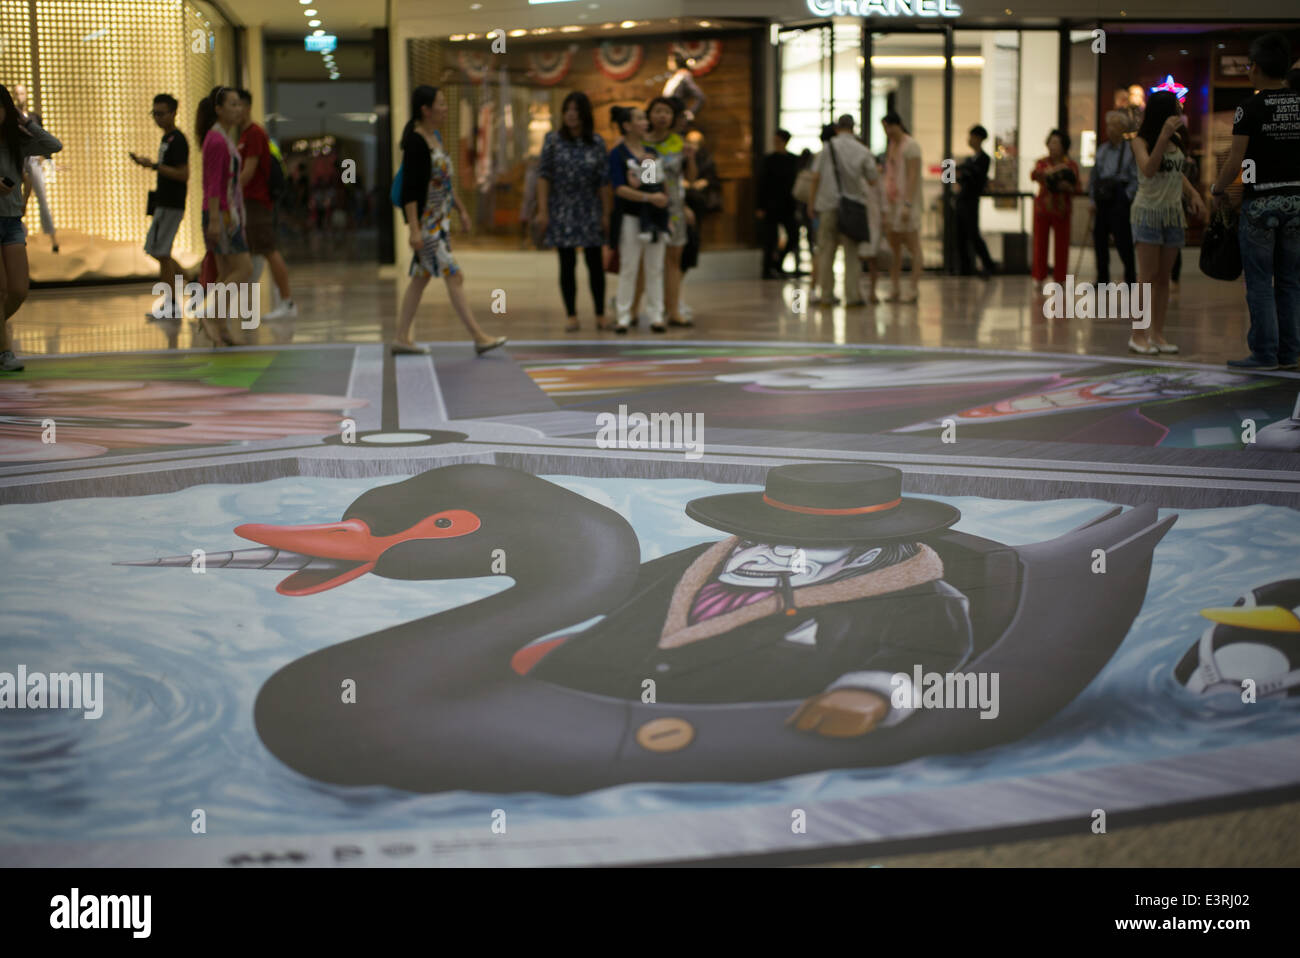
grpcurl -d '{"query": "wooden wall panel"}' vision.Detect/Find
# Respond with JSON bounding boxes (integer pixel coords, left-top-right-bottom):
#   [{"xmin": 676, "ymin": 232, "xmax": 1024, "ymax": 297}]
[{"xmin": 412, "ymin": 30, "xmax": 758, "ymax": 247}]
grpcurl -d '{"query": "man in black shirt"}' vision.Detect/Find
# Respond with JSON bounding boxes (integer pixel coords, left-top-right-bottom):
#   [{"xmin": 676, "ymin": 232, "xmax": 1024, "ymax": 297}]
[
  {"xmin": 757, "ymin": 129, "xmax": 801, "ymax": 278},
  {"xmin": 954, "ymin": 125, "xmax": 995, "ymax": 278},
  {"xmin": 131, "ymin": 94, "xmax": 189, "ymax": 320},
  {"xmin": 1211, "ymin": 33, "xmax": 1300, "ymax": 371}
]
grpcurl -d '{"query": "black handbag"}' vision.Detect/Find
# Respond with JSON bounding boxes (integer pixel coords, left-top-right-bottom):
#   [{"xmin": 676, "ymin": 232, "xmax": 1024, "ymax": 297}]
[
  {"xmin": 1199, "ymin": 207, "xmax": 1242, "ymax": 282},
  {"xmin": 828, "ymin": 139, "xmax": 870, "ymax": 243},
  {"xmin": 1094, "ymin": 177, "xmax": 1123, "ymax": 205}
]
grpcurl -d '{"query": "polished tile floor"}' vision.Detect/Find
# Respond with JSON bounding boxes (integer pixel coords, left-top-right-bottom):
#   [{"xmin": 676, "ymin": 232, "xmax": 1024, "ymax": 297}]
[{"xmin": 14, "ymin": 245, "xmax": 1258, "ymax": 365}]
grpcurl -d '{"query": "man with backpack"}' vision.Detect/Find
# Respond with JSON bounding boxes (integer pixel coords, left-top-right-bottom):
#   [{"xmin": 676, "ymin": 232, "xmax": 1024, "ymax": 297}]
[{"xmin": 235, "ymin": 89, "xmax": 296, "ymax": 320}]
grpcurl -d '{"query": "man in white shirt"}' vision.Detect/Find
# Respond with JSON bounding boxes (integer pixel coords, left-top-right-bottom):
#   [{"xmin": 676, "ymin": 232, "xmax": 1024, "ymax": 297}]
[{"xmin": 808, "ymin": 115, "xmax": 879, "ymax": 307}]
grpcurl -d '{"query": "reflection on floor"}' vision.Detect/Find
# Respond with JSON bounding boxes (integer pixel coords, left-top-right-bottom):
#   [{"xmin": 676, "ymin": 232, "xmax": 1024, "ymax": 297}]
[{"xmin": 14, "ymin": 249, "xmax": 1260, "ymax": 366}]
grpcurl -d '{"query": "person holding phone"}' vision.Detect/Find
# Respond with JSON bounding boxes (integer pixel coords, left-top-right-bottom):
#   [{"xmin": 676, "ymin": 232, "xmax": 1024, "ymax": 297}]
[
  {"xmin": 394, "ymin": 85, "xmax": 506, "ymax": 356},
  {"xmin": 1128, "ymin": 91, "xmax": 1205, "ymax": 355},
  {"xmin": 131, "ymin": 93, "xmax": 189, "ymax": 320},
  {"xmin": 0, "ymin": 83, "xmax": 62, "ymax": 372}
]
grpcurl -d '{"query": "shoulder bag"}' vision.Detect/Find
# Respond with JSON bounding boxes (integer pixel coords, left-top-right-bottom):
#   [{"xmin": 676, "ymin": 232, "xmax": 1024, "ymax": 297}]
[
  {"xmin": 1199, "ymin": 206, "xmax": 1242, "ymax": 282},
  {"xmin": 828, "ymin": 140, "xmax": 870, "ymax": 243}
]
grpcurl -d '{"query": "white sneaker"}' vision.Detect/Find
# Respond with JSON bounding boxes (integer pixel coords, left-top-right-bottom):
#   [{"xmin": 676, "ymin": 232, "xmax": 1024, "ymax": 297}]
[
  {"xmin": 264, "ymin": 300, "xmax": 298, "ymax": 320},
  {"xmin": 679, "ymin": 300, "xmax": 693, "ymax": 320},
  {"xmin": 0, "ymin": 350, "xmax": 24, "ymax": 371}
]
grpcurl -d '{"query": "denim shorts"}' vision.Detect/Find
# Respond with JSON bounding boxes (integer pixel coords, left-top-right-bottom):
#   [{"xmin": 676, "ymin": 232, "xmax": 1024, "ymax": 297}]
[
  {"xmin": 1131, "ymin": 221, "xmax": 1184, "ymax": 247},
  {"xmin": 0, "ymin": 216, "xmax": 26, "ymax": 246},
  {"xmin": 200, "ymin": 209, "xmax": 249, "ymax": 256}
]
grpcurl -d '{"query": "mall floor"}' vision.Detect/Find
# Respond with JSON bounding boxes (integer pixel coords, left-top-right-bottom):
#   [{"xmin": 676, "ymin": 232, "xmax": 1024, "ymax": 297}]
[
  {"xmin": 12, "ymin": 244, "xmax": 1299, "ymax": 868},
  {"xmin": 13, "ymin": 245, "xmax": 1260, "ymax": 363}
]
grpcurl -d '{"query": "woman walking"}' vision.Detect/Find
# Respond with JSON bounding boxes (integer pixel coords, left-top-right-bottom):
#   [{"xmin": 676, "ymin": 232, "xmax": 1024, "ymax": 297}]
[
  {"xmin": 535, "ymin": 91, "xmax": 611, "ymax": 332},
  {"xmin": 1127, "ymin": 91, "xmax": 1205, "ymax": 354},
  {"xmin": 608, "ymin": 105, "xmax": 669, "ymax": 333},
  {"xmin": 394, "ymin": 85, "xmax": 505, "ymax": 356},
  {"xmin": 1029, "ymin": 129, "xmax": 1080, "ymax": 286},
  {"xmin": 0, "ymin": 84, "xmax": 62, "ymax": 372},
  {"xmin": 196, "ymin": 86, "xmax": 252, "ymax": 347}
]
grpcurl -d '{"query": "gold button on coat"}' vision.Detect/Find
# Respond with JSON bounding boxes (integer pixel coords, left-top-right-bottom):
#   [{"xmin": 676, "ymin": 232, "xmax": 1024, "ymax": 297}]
[{"xmin": 635, "ymin": 717, "xmax": 694, "ymax": 752}]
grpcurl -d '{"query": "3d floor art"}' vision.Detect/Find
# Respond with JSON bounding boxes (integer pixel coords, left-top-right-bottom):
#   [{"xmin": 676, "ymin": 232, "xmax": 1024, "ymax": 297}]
[{"xmin": 2, "ymin": 343, "xmax": 1298, "ymax": 866}]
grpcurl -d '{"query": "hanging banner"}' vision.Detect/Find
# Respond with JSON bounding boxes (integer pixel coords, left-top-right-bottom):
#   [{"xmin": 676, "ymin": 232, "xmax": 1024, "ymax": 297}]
[
  {"xmin": 457, "ymin": 50, "xmax": 492, "ymax": 84},
  {"xmin": 527, "ymin": 45, "xmax": 579, "ymax": 86},
  {"xmin": 594, "ymin": 42, "xmax": 643, "ymax": 81},
  {"xmin": 670, "ymin": 39, "xmax": 721, "ymax": 77}
]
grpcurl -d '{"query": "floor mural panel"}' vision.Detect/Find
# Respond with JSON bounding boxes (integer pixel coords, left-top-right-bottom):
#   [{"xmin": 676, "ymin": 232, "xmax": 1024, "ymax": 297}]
[{"xmin": 2, "ymin": 343, "xmax": 1298, "ymax": 865}]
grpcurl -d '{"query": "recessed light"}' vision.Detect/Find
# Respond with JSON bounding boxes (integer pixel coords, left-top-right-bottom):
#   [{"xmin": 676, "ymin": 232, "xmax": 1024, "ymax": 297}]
[
  {"xmin": 602, "ymin": 22, "xmax": 615, "ymax": 29},
  {"xmin": 508, "ymin": 29, "xmax": 526, "ymax": 37},
  {"xmin": 699, "ymin": 20, "xmax": 712, "ymax": 27},
  {"xmin": 449, "ymin": 34, "xmax": 465, "ymax": 41},
  {"xmin": 304, "ymin": 7, "xmax": 316, "ymax": 14},
  {"xmin": 466, "ymin": 33, "xmax": 477, "ymax": 39},
  {"xmin": 470, "ymin": 2, "xmax": 481, "ymax": 8},
  {"xmin": 309, "ymin": 20, "xmax": 320, "ymax": 27},
  {"xmin": 312, "ymin": 29, "xmax": 324, "ymax": 36},
  {"xmin": 620, "ymin": 19, "xmax": 635, "ymax": 28},
  {"xmin": 560, "ymin": 25, "xmax": 581, "ymax": 32},
  {"xmin": 298, "ymin": 0, "xmax": 309, "ymax": 4}
]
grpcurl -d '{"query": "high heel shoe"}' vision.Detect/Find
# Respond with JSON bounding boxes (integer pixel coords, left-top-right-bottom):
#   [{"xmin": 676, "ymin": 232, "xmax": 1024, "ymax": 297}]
[
  {"xmin": 1127, "ymin": 337, "xmax": 1159, "ymax": 355},
  {"xmin": 474, "ymin": 336, "xmax": 508, "ymax": 356}
]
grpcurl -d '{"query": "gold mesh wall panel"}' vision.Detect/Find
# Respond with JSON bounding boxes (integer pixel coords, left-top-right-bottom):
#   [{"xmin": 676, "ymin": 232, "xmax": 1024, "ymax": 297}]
[
  {"xmin": 13, "ymin": 0, "xmax": 234, "ymax": 259},
  {"xmin": 0, "ymin": 2, "xmax": 34, "ymax": 105}
]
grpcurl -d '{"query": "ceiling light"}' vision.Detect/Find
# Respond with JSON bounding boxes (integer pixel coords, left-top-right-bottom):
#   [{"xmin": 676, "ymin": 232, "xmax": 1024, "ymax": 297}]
[
  {"xmin": 470, "ymin": 2, "xmax": 482, "ymax": 7},
  {"xmin": 602, "ymin": 22, "xmax": 615, "ymax": 29},
  {"xmin": 699, "ymin": 20, "xmax": 712, "ymax": 27},
  {"xmin": 560, "ymin": 25, "xmax": 581, "ymax": 32},
  {"xmin": 449, "ymin": 34, "xmax": 465, "ymax": 41},
  {"xmin": 620, "ymin": 19, "xmax": 635, "ymax": 28},
  {"xmin": 309, "ymin": 20, "xmax": 320, "ymax": 26},
  {"xmin": 298, "ymin": 0, "xmax": 309, "ymax": 4},
  {"xmin": 304, "ymin": 7, "xmax": 316, "ymax": 14},
  {"xmin": 508, "ymin": 29, "xmax": 526, "ymax": 36},
  {"xmin": 312, "ymin": 29, "xmax": 324, "ymax": 36}
]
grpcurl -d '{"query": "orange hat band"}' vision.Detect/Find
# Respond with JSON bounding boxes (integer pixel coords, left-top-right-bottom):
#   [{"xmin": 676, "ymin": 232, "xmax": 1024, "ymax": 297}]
[{"xmin": 761, "ymin": 495, "xmax": 902, "ymax": 516}]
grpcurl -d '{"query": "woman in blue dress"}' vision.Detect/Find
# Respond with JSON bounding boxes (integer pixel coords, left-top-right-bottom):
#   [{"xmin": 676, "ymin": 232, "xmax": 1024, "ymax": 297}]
[{"xmin": 535, "ymin": 92, "xmax": 612, "ymax": 332}]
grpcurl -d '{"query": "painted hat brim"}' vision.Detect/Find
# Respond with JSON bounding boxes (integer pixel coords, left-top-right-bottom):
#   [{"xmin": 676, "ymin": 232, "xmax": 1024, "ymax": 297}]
[{"xmin": 684, "ymin": 492, "xmax": 960, "ymax": 544}]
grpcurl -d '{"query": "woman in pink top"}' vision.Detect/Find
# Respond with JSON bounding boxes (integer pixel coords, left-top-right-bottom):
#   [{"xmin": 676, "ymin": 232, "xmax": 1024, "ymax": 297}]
[{"xmin": 193, "ymin": 86, "xmax": 251, "ymax": 346}]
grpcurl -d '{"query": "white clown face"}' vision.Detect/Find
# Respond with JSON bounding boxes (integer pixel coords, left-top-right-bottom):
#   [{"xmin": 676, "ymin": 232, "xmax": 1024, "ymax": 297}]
[{"xmin": 718, "ymin": 540, "xmax": 883, "ymax": 589}]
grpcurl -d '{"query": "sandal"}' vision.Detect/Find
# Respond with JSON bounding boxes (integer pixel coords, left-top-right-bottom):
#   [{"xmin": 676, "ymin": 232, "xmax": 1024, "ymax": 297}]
[
  {"xmin": 564, "ymin": 318, "xmax": 580, "ymax": 333},
  {"xmin": 595, "ymin": 317, "xmax": 611, "ymax": 331},
  {"xmin": 475, "ymin": 336, "xmax": 508, "ymax": 356},
  {"xmin": 667, "ymin": 316, "xmax": 694, "ymax": 328}
]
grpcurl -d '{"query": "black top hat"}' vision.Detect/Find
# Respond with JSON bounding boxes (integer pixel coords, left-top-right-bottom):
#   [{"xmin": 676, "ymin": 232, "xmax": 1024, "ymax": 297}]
[{"xmin": 685, "ymin": 463, "xmax": 959, "ymax": 544}]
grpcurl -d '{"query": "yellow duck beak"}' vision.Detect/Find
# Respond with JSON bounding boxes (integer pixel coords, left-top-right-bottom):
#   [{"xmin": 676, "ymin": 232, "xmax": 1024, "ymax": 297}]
[{"xmin": 1199, "ymin": 606, "xmax": 1300, "ymax": 633}]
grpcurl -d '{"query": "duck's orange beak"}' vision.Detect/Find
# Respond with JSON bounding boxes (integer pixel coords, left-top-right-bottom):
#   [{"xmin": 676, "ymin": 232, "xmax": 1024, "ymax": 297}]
[
  {"xmin": 235, "ymin": 519, "xmax": 381, "ymax": 596},
  {"xmin": 234, "ymin": 510, "xmax": 482, "ymax": 596}
]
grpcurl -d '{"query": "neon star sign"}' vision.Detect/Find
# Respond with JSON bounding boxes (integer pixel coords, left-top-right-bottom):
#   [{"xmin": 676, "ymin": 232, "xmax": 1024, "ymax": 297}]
[{"xmin": 1150, "ymin": 74, "xmax": 1188, "ymax": 103}]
